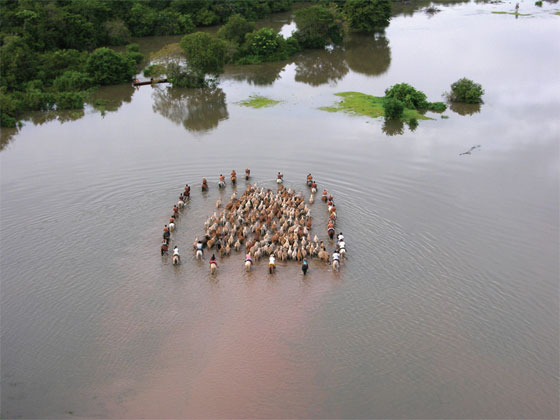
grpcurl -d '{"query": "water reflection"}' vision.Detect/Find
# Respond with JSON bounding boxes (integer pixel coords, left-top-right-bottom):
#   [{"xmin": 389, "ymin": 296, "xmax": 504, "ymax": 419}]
[
  {"xmin": 223, "ymin": 61, "xmax": 287, "ymax": 86},
  {"xmin": 392, "ymin": 0, "xmax": 470, "ymax": 17},
  {"xmin": 450, "ymin": 102, "xmax": 482, "ymax": 116},
  {"xmin": 382, "ymin": 118, "xmax": 405, "ymax": 136},
  {"xmin": 0, "ymin": 127, "xmax": 18, "ymax": 151},
  {"xmin": 344, "ymin": 34, "xmax": 391, "ymax": 76},
  {"xmin": 89, "ymin": 84, "xmax": 135, "ymax": 114},
  {"xmin": 152, "ymin": 86, "xmax": 229, "ymax": 133},
  {"xmin": 294, "ymin": 47, "xmax": 349, "ymax": 86}
]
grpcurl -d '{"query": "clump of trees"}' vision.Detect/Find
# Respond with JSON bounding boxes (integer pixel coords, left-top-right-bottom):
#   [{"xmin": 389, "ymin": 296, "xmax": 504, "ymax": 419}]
[
  {"xmin": 343, "ymin": 0, "xmax": 392, "ymax": 33},
  {"xmin": 383, "ymin": 83, "xmax": 447, "ymax": 116},
  {"xmin": 0, "ymin": 0, "xmax": 294, "ymax": 126},
  {"xmin": 293, "ymin": 5, "xmax": 344, "ymax": 49},
  {"xmin": 447, "ymin": 78, "xmax": 485, "ymax": 104}
]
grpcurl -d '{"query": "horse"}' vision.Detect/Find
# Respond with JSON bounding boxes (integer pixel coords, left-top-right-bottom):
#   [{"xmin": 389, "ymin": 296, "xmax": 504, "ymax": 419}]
[
  {"xmin": 169, "ymin": 222, "xmax": 175, "ymax": 231},
  {"xmin": 309, "ymin": 194, "xmax": 314, "ymax": 204},
  {"xmin": 332, "ymin": 259, "xmax": 340, "ymax": 272},
  {"xmin": 340, "ymin": 248, "xmax": 346, "ymax": 258},
  {"xmin": 210, "ymin": 262, "xmax": 217, "ymax": 275},
  {"xmin": 268, "ymin": 262, "xmax": 276, "ymax": 274},
  {"xmin": 177, "ymin": 200, "xmax": 184, "ymax": 209},
  {"xmin": 245, "ymin": 260, "xmax": 252, "ymax": 272},
  {"xmin": 216, "ymin": 198, "xmax": 222, "ymax": 208},
  {"xmin": 245, "ymin": 168, "xmax": 250, "ymax": 180},
  {"xmin": 311, "ymin": 187, "xmax": 317, "ymax": 194},
  {"xmin": 328, "ymin": 227, "xmax": 335, "ymax": 240},
  {"xmin": 276, "ymin": 178, "xmax": 283, "ymax": 184},
  {"xmin": 231, "ymin": 175, "xmax": 237, "ymax": 185},
  {"xmin": 161, "ymin": 242, "xmax": 169, "ymax": 256},
  {"xmin": 172, "ymin": 254, "xmax": 180, "ymax": 265},
  {"xmin": 218, "ymin": 180, "xmax": 226, "ymax": 189},
  {"xmin": 196, "ymin": 249, "xmax": 203, "ymax": 260}
]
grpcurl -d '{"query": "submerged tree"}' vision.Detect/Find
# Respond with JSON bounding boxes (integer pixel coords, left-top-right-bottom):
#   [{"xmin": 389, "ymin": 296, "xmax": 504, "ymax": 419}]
[
  {"xmin": 179, "ymin": 32, "xmax": 228, "ymax": 86},
  {"xmin": 447, "ymin": 78, "xmax": 484, "ymax": 104},
  {"xmin": 343, "ymin": 0, "xmax": 392, "ymax": 33},
  {"xmin": 293, "ymin": 5, "xmax": 344, "ymax": 49}
]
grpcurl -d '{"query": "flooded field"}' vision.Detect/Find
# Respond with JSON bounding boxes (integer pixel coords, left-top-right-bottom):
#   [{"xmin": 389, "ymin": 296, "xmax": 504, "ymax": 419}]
[{"xmin": 1, "ymin": 1, "xmax": 559, "ymax": 418}]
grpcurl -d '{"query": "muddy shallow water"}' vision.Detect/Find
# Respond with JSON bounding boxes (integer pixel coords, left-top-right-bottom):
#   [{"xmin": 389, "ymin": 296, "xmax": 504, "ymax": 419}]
[{"xmin": 1, "ymin": 1, "xmax": 559, "ymax": 418}]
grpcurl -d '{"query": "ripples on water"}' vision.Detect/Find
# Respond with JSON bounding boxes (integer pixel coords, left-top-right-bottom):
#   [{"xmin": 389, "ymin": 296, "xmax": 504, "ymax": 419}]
[{"xmin": 1, "ymin": 2, "xmax": 559, "ymax": 418}]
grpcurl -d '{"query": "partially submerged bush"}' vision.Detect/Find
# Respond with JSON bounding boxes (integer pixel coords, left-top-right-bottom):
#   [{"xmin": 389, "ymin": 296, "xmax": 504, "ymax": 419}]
[
  {"xmin": 217, "ymin": 14, "xmax": 256, "ymax": 45},
  {"xmin": 447, "ymin": 78, "xmax": 484, "ymax": 103},
  {"xmin": 428, "ymin": 101, "xmax": 447, "ymax": 112},
  {"xmin": 294, "ymin": 5, "xmax": 344, "ymax": 49},
  {"xmin": 383, "ymin": 97, "xmax": 404, "ymax": 119},
  {"xmin": 237, "ymin": 28, "xmax": 290, "ymax": 63},
  {"xmin": 385, "ymin": 83, "xmax": 428, "ymax": 109}
]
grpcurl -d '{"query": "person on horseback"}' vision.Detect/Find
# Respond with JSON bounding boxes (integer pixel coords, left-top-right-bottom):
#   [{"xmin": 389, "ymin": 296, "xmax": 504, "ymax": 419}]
[
  {"xmin": 302, "ymin": 259, "xmax": 309, "ymax": 275},
  {"xmin": 202, "ymin": 178, "xmax": 208, "ymax": 191},
  {"xmin": 209, "ymin": 254, "xmax": 218, "ymax": 266},
  {"xmin": 332, "ymin": 251, "xmax": 341, "ymax": 263},
  {"xmin": 161, "ymin": 239, "xmax": 169, "ymax": 256},
  {"xmin": 184, "ymin": 184, "xmax": 190, "ymax": 197},
  {"xmin": 269, "ymin": 255, "xmax": 276, "ymax": 272},
  {"xmin": 277, "ymin": 172, "xmax": 283, "ymax": 180},
  {"xmin": 196, "ymin": 240, "xmax": 203, "ymax": 253},
  {"xmin": 337, "ymin": 232, "xmax": 344, "ymax": 242},
  {"xmin": 219, "ymin": 174, "xmax": 225, "ymax": 182},
  {"xmin": 245, "ymin": 253, "xmax": 253, "ymax": 264},
  {"xmin": 337, "ymin": 240, "xmax": 346, "ymax": 252},
  {"xmin": 245, "ymin": 168, "xmax": 250, "ymax": 179},
  {"xmin": 322, "ymin": 189, "xmax": 328, "ymax": 201},
  {"xmin": 173, "ymin": 246, "xmax": 181, "ymax": 264}
]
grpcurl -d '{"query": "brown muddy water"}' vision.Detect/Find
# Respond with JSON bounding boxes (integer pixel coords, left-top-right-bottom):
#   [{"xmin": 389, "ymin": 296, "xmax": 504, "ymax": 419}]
[{"xmin": 1, "ymin": 1, "xmax": 559, "ymax": 418}]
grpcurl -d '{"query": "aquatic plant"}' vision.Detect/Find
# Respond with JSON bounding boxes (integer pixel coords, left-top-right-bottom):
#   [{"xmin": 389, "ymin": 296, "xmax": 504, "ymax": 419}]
[
  {"xmin": 238, "ymin": 95, "xmax": 281, "ymax": 108},
  {"xmin": 447, "ymin": 78, "xmax": 485, "ymax": 104}
]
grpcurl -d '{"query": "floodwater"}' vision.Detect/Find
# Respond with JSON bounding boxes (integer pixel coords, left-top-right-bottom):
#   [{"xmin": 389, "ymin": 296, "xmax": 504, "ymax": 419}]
[{"xmin": 1, "ymin": 1, "xmax": 559, "ymax": 418}]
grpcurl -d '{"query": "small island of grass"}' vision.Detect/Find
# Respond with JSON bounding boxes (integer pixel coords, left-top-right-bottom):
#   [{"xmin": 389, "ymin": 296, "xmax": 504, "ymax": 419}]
[
  {"xmin": 491, "ymin": 11, "xmax": 531, "ymax": 15},
  {"xmin": 237, "ymin": 95, "xmax": 281, "ymax": 109}
]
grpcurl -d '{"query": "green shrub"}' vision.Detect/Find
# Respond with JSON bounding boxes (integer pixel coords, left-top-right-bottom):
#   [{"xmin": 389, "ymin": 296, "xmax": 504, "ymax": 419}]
[
  {"xmin": 86, "ymin": 48, "xmax": 136, "ymax": 85},
  {"xmin": 237, "ymin": 28, "xmax": 289, "ymax": 63},
  {"xmin": 55, "ymin": 92, "xmax": 85, "ymax": 110},
  {"xmin": 294, "ymin": 5, "xmax": 344, "ymax": 49},
  {"xmin": 383, "ymin": 97, "xmax": 404, "ymax": 119},
  {"xmin": 385, "ymin": 83, "xmax": 429, "ymax": 109},
  {"xmin": 104, "ymin": 19, "xmax": 131, "ymax": 45},
  {"xmin": 53, "ymin": 71, "xmax": 93, "ymax": 91},
  {"xmin": 535, "ymin": 1, "xmax": 543, "ymax": 6},
  {"xmin": 343, "ymin": 0, "xmax": 392, "ymax": 32},
  {"xmin": 217, "ymin": 14, "xmax": 256, "ymax": 45},
  {"xmin": 428, "ymin": 101, "xmax": 447, "ymax": 112},
  {"xmin": 448, "ymin": 78, "xmax": 484, "ymax": 103},
  {"xmin": 179, "ymin": 32, "xmax": 228, "ymax": 81}
]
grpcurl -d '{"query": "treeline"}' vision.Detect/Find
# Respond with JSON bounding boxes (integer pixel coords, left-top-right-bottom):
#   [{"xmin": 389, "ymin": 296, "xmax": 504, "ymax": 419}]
[
  {"xmin": 0, "ymin": 0, "xmax": 294, "ymax": 127},
  {"xmin": 164, "ymin": 0, "xmax": 392, "ymax": 87}
]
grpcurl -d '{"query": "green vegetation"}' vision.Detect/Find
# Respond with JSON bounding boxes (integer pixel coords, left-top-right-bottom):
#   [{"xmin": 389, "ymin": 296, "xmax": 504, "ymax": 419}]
[
  {"xmin": 343, "ymin": 0, "xmax": 392, "ymax": 32},
  {"xmin": 217, "ymin": 14, "xmax": 256, "ymax": 46},
  {"xmin": 535, "ymin": 1, "xmax": 543, "ymax": 6},
  {"xmin": 447, "ymin": 78, "xmax": 485, "ymax": 104},
  {"xmin": 237, "ymin": 96, "xmax": 281, "ymax": 108},
  {"xmin": 383, "ymin": 97, "xmax": 404, "ymax": 119},
  {"xmin": 177, "ymin": 32, "xmax": 228, "ymax": 87},
  {"xmin": 293, "ymin": 5, "xmax": 344, "ymax": 49},
  {"xmin": 319, "ymin": 92, "xmax": 432, "ymax": 120},
  {"xmin": 0, "ymin": 0, "xmax": 294, "ymax": 126},
  {"xmin": 554, "ymin": 11, "xmax": 560, "ymax": 15},
  {"xmin": 385, "ymin": 83, "xmax": 447, "ymax": 112}
]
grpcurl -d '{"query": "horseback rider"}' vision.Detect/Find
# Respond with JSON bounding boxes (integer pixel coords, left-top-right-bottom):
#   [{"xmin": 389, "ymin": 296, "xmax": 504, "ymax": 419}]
[
  {"xmin": 202, "ymin": 177, "xmax": 208, "ymax": 191},
  {"xmin": 184, "ymin": 184, "xmax": 190, "ymax": 197},
  {"xmin": 245, "ymin": 253, "xmax": 253, "ymax": 264},
  {"xmin": 161, "ymin": 239, "xmax": 169, "ymax": 256},
  {"xmin": 332, "ymin": 251, "xmax": 341, "ymax": 262},
  {"xmin": 196, "ymin": 240, "xmax": 203, "ymax": 253},
  {"xmin": 209, "ymin": 254, "xmax": 218, "ymax": 266},
  {"xmin": 173, "ymin": 246, "xmax": 181, "ymax": 263},
  {"xmin": 337, "ymin": 232, "xmax": 344, "ymax": 242},
  {"xmin": 302, "ymin": 259, "xmax": 309, "ymax": 275}
]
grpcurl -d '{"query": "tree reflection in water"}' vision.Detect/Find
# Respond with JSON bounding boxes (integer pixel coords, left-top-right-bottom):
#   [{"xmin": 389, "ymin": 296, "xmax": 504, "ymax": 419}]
[
  {"xmin": 344, "ymin": 34, "xmax": 391, "ymax": 76},
  {"xmin": 294, "ymin": 47, "xmax": 348, "ymax": 86},
  {"xmin": 152, "ymin": 86, "xmax": 229, "ymax": 133},
  {"xmin": 449, "ymin": 102, "xmax": 482, "ymax": 116},
  {"xmin": 382, "ymin": 118, "xmax": 405, "ymax": 136},
  {"xmin": 222, "ymin": 61, "xmax": 287, "ymax": 86}
]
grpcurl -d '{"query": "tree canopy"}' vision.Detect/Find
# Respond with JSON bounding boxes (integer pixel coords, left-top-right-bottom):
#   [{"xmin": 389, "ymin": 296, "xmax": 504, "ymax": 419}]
[
  {"xmin": 180, "ymin": 32, "xmax": 228, "ymax": 81},
  {"xmin": 293, "ymin": 5, "xmax": 344, "ymax": 49},
  {"xmin": 343, "ymin": 0, "xmax": 392, "ymax": 33}
]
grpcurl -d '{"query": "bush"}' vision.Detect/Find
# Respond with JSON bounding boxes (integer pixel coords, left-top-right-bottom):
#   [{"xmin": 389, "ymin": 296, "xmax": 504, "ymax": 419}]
[
  {"xmin": 180, "ymin": 32, "xmax": 228, "ymax": 80},
  {"xmin": 383, "ymin": 97, "xmax": 404, "ymax": 119},
  {"xmin": 385, "ymin": 83, "xmax": 429, "ymax": 109},
  {"xmin": 154, "ymin": 10, "xmax": 195, "ymax": 36},
  {"xmin": 86, "ymin": 48, "xmax": 136, "ymax": 85},
  {"xmin": 428, "ymin": 101, "xmax": 447, "ymax": 112},
  {"xmin": 294, "ymin": 5, "xmax": 344, "ymax": 49},
  {"xmin": 55, "ymin": 91, "xmax": 85, "ymax": 110},
  {"xmin": 104, "ymin": 19, "xmax": 131, "ymax": 45},
  {"xmin": 237, "ymin": 28, "xmax": 289, "ymax": 63},
  {"xmin": 344, "ymin": 0, "xmax": 392, "ymax": 32},
  {"xmin": 217, "ymin": 14, "xmax": 256, "ymax": 45},
  {"xmin": 53, "ymin": 71, "xmax": 93, "ymax": 91},
  {"xmin": 448, "ymin": 78, "xmax": 484, "ymax": 104}
]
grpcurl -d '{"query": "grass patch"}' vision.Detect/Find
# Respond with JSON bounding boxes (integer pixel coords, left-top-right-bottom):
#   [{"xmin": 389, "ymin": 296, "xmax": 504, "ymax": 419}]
[
  {"xmin": 491, "ymin": 11, "xmax": 531, "ymax": 15},
  {"xmin": 554, "ymin": 11, "xmax": 560, "ymax": 15},
  {"xmin": 237, "ymin": 95, "xmax": 281, "ymax": 108},
  {"xmin": 319, "ymin": 92, "xmax": 433, "ymax": 120}
]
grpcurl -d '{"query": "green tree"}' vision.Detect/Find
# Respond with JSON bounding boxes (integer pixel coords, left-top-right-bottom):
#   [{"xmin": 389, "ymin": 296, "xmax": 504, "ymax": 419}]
[
  {"xmin": 85, "ymin": 48, "xmax": 136, "ymax": 85},
  {"xmin": 384, "ymin": 83, "xmax": 429, "ymax": 110},
  {"xmin": 179, "ymin": 32, "xmax": 228, "ymax": 82},
  {"xmin": 383, "ymin": 97, "xmax": 404, "ymax": 119},
  {"xmin": 237, "ymin": 28, "xmax": 289, "ymax": 63},
  {"xmin": 104, "ymin": 19, "xmax": 131, "ymax": 45},
  {"xmin": 448, "ymin": 78, "xmax": 484, "ymax": 103},
  {"xmin": 0, "ymin": 35, "xmax": 37, "ymax": 89},
  {"xmin": 217, "ymin": 14, "xmax": 256, "ymax": 45},
  {"xmin": 293, "ymin": 5, "xmax": 344, "ymax": 49},
  {"xmin": 343, "ymin": 0, "xmax": 392, "ymax": 33},
  {"xmin": 52, "ymin": 71, "xmax": 93, "ymax": 91}
]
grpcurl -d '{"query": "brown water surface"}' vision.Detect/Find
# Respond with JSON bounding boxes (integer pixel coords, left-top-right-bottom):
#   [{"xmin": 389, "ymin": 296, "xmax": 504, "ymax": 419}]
[{"xmin": 1, "ymin": 1, "xmax": 559, "ymax": 418}]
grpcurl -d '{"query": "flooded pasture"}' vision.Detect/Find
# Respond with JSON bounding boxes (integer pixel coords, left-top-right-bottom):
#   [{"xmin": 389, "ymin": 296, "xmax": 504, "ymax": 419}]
[{"xmin": 1, "ymin": 1, "xmax": 559, "ymax": 418}]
